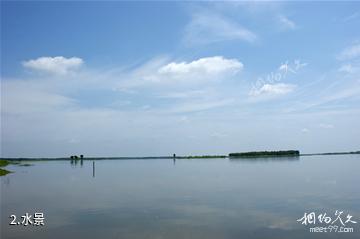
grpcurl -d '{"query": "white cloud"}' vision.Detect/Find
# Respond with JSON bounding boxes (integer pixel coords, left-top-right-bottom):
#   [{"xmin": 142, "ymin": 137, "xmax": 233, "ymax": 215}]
[
  {"xmin": 249, "ymin": 83, "xmax": 295, "ymax": 97},
  {"xmin": 6, "ymin": 55, "xmax": 243, "ymax": 118},
  {"xmin": 278, "ymin": 15, "xmax": 296, "ymax": 30},
  {"xmin": 337, "ymin": 44, "xmax": 360, "ymax": 61},
  {"xmin": 183, "ymin": 12, "xmax": 257, "ymax": 46},
  {"xmin": 158, "ymin": 56, "xmax": 243, "ymax": 75},
  {"xmin": 23, "ymin": 56, "xmax": 83, "ymax": 75},
  {"xmin": 118, "ymin": 56, "xmax": 244, "ymax": 88}
]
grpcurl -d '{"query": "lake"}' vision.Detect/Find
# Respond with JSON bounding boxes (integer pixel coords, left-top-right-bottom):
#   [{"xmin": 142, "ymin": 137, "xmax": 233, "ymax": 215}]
[{"xmin": 1, "ymin": 155, "xmax": 359, "ymax": 239}]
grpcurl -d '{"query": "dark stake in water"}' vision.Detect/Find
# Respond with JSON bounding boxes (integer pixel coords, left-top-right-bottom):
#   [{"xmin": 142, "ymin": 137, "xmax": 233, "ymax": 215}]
[{"xmin": 1, "ymin": 155, "xmax": 359, "ymax": 239}]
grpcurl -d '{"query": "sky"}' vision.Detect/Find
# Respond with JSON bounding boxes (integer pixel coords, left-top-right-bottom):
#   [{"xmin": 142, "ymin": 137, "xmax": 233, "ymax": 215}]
[{"xmin": 1, "ymin": 1, "xmax": 360, "ymax": 157}]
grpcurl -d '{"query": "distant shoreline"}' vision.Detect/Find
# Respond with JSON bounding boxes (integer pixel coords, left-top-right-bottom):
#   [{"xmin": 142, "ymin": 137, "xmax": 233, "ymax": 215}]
[
  {"xmin": 1, "ymin": 150, "xmax": 359, "ymax": 161},
  {"xmin": 229, "ymin": 150, "xmax": 300, "ymax": 158}
]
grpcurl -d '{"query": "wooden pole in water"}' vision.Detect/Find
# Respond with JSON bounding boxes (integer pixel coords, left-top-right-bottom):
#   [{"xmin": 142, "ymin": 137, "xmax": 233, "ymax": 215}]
[{"xmin": 92, "ymin": 161, "xmax": 95, "ymax": 178}]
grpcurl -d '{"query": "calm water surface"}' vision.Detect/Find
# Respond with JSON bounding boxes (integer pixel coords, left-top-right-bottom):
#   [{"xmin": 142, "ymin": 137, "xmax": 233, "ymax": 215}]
[{"xmin": 1, "ymin": 155, "xmax": 360, "ymax": 239}]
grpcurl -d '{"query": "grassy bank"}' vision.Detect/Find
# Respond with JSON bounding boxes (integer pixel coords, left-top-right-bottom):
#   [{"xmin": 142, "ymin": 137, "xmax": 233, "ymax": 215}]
[
  {"xmin": 0, "ymin": 168, "xmax": 12, "ymax": 176},
  {"xmin": 0, "ymin": 160, "xmax": 12, "ymax": 176},
  {"xmin": 0, "ymin": 159, "xmax": 10, "ymax": 167}
]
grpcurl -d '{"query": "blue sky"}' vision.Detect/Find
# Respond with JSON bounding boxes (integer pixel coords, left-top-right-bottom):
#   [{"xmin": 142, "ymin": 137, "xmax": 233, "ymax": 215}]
[{"xmin": 1, "ymin": 1, "xmax": 360, "ymax": 157}]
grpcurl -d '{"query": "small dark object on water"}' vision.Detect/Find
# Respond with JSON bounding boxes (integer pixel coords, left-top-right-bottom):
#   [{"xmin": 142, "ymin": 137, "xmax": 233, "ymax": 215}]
[{"xmin": 70, "ymin": 155, "xmax": 84, "ymax": 160}]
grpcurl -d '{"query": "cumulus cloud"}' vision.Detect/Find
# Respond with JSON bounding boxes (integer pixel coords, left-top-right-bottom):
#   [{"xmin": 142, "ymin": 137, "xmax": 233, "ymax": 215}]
[
  {"xmin": 158, "ymin": 56, "xmax": 243, "ymax": 75},
  {"xmin": 118, "ymin": 56, "xmax": 244, "ymax": 88},
  {"xmin": 337, "ymin": 44, "xmax": 360, "ymax": 61},
  {"xmin": 183, "ymin": 12, "xmax": 257, "ymax": 46},
  {"xmin": 278, "ymin": 15, "xmax": 296, "ymax": 30},
  {"xmin": 8, "ymin": 55, "xmax": 243, "ymax": 117},
  {"xmin": 249, "ymin": 83, "xmax": 295, "ymax": 97},
  {"xmin": 23, "ymin": 56, "xmax": 83, "ymax": 75}
]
